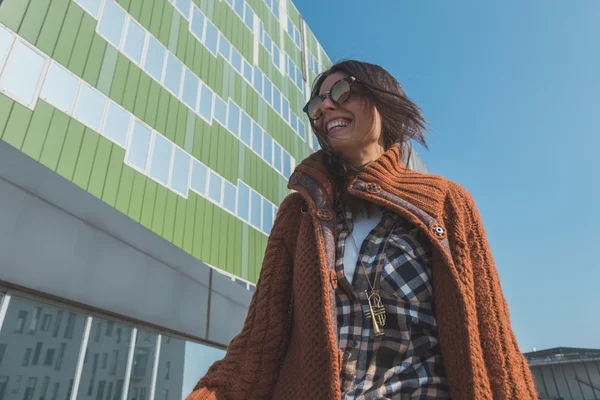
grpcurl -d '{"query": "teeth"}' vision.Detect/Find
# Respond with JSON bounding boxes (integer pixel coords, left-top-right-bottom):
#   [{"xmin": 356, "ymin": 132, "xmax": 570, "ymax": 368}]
[{"xmin": 327, "ymin": 119, "xmax": 350, "ymax": 132}]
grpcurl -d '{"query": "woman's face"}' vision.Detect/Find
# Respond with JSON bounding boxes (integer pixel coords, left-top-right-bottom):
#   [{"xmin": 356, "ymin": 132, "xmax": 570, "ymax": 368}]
[{"xmin": 314, "ymin": 72, "xmax": 384, "ymax": 166}]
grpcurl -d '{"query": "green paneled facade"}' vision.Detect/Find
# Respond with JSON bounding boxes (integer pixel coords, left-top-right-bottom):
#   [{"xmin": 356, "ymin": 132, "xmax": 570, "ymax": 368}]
[{"xmin": 0, "ymin": 0, "xmax": 331, "ymax": 284}]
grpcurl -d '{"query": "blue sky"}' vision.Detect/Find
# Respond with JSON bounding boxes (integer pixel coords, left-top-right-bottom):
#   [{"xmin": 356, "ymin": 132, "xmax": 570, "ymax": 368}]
[{"xmin": 296, "ymin": 0, "xmax": 600, "ymax": 352}]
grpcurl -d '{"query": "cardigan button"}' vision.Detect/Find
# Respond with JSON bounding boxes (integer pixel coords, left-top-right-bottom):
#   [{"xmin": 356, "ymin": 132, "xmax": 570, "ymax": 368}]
[
  {"xmin": 364, "ymin": 182, "xmax": 382, "ymax": 194},
  {"xmin": 330, "ymin": 270, "xmax": 338, "ymax": 289},
  {"xmin": 316, "ymin": 208, "xmax": 333, "ymax": 221},
  {"xmin": 290, "ymin": 171, "xmax": 302, "ymax": 185},
  {"xmin": 431, "ymin": 224, "xmax": 447, "ymax": 239}
]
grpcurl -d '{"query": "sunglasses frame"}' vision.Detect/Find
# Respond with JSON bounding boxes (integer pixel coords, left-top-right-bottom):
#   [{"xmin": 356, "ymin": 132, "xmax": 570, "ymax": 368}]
[{"xmin": 303, "ymin": 76, "xmax": 359, "ymax": 121}]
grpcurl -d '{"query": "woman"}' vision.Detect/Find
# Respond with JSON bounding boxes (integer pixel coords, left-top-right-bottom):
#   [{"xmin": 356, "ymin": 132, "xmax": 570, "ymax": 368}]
[{"xmin": 187, "ymin": 60, "xmax": 536, "ymax": 399}]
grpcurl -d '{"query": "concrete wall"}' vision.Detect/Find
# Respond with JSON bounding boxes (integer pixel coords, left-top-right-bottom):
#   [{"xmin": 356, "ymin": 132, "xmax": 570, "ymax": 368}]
[{"xmin": 530, "ymin": 359, "xmax": 600, "ymax": 400}]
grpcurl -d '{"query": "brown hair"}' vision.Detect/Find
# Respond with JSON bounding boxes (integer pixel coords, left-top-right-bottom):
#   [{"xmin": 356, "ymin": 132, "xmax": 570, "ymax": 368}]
[{"xmin": 308, "ymin": 60, "xmax": 428, "ymax": 215}]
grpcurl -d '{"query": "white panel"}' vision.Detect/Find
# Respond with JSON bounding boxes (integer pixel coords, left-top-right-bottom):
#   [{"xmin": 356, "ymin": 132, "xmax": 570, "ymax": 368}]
[
  {"xmin": 73, "ymin": 84, "xmax": 107, "ymax": 131},
  {"xmin": 40, "ymin": 61, "xmax": 80, "ymax": 114},
  {"xmin": 0, "ymin": 41, "xmax": 47, "ymax": 108}
]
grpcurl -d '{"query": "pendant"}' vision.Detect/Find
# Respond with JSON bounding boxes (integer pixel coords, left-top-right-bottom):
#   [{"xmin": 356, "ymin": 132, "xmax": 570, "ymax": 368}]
[{"xmin": 364, "ymin": 290, "xmax": 386, "ymax": 338}]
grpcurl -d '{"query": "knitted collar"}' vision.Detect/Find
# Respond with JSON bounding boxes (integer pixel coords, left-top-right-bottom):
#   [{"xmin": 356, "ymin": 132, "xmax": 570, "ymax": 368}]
[{"xmin": 288, "ymin": 144, "xmax": 448, "ymax": 219}]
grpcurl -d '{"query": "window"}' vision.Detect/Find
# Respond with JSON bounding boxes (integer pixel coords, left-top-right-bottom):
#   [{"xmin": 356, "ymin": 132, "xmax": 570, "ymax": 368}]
[
  {"xmin": 129, "ymin": 331, "xmax": 156, "ymax": 394},
  {"xmin": 116, "ymin": 327, "xmax": 122, "ymax": 343},
  {"xmin": 287, "ymin": 19, "xmax": 294, "ymax": 36},
  {"xmin": 262, "ymin": 199, "xmax": 274, "ymax": 234},
  {"xmin": 282, "ymin": 98, "xmax": 289, "ymax": 123},
  {"xmin": 242, "ymin": 60, "xmax": 252, "ymax": 83},
  {"xmin": 273, "ymin": 0, "xmax": 279, "ymax": 17},
  {"xmin": 96, "ymin": 381, "xmax": 106, "ymax": 400},
  {"xmin": 250, "ymin": 190, "xmax": 261, "ymax": 229},
  {"xmin": 22, "ymin": 348, "xmax": 32, "ymax": 366},
  {"xmin": 123, "ymin": 19, "xmax": 146, "ymax": 64},
  {"xmin": 244, "ymin": 6, "xmax": 254, "ymax": 30},
  {"xmin": 32, "ymin": 341, "xmax": 43, "ymax": 365},
  {"xmin": 102, "ymin": 353, "xmax": 108, "ymax": 369},
  {"xmin": 106, "ymin": 321, "xmax": 114, "ymax": 336},
  {"xmin": 41, "ymin": 314, "xmax": 52, "ymax": 331},
  {"xmin": 44, "ymin": 348, "xmax": 56, "ymax": 366},
  {"xmin": 190, "ymin": 161, "xmax": 208, "ymax": 195},
  {"xmin": 125, "ymin": 121, "xmax": 152, "ymax": 172},
  {"xmin": 199, "ymin": 84, "xmax": 213, "ymax": 122},
  {"xmin": 164, "ymin": 53, "xmax": 183, "ymax": 96},
  {"xmin": 149, "ymin": 133, "xmax": 172, "ymax": 185},
  {"xmin": 161, "ymin": 389, "xmax": 169, "ymax": 400},
  {"xmin": 102, "ymin": 101, "xmax": 131, "ymax": 147},
  {"xmin": 0, "ymin": 40, "xmax": 47, "ymax": 108},
  {"xmin": 236, "ymin": 182, "xmax": 249, "ymax": 221},
  {"xmin": 0, "ymin": 344, "xmax": 5, "ymax": 365},
  {"xmin": 283, "ymin": 152, "xmax": 292, "ymax": 179},
  {"xmin": 191, "ymin": 7, "xmax": 205, "ymax": 41},
  {"xmin": 208, "ymin": 172, "xmax": 222, "ymax": 204},
  {"xmin": 213, "ymin": 95, "xmax": 227, "ymax": 126},
  {"xmin": 174, "ymin": 0, "xmax": 191, "ymax": 18},
  {"xmin": 55, "ymin": 343, "xmax": 66, "ymax": 371},
  {"xmin": 73, "ymin": 84, "xmax": 107, "ymax": 131},
  {"xmin": 290, "ymin": 113, "xmax": 297, "ymax": 134},
  {"xmin": 263, "ymin": 33, "xmax": 272, "ymax": 54},
  {"xmin": 264, "ymin": 78, "xmax": 272, "ymax": 104},
  {"xmin": 240, "ymin": 112, "xmax": 251, "ymax": 147},
  {"xmin": 295, "ymin": 69, "xmax": 303, "ymax": 89},
  {"xmin": 263, "ymin": 134, "xmax": 273, "ymax": 165},
  {"xmin": 272, "ymin": 44, "xmax": 280, "ymax": 69},
  {"xmin": 52, "ymin": 311, "xmax": 63, "ymax": 338},
  {"xmin": 110, "ymin": 350, "xmax": 119, "ymax": 376},
  {"xmin": 29, "ymin": 307, "xmax": 42, "ymax": 333},
  {"xmin": 231, "ymin": 48, "xmax": 242, "ymax": 74},
  {"xmin": 298, "ymin": 120, "xmax": 306, "ymax": 140},
  {"xmin": 98, "ymin": 0, "xmax": 127, "ymax": 48},
  {"xmin": 0, "ymin": 26, "xmax": 14, "ymax": 72},
  {"xmin": 75, "ymin": 0, "xmax": 101, "ymax": 17},
  {"xmin": 170, "ymin": 147, "xmax": 191, "ymax": 196},
  {"xmin": 218, "ymin": 37, "xmax": 231, "ymax": 61},
  {"xmin": 251, "ymin": 122, "xmax": 262, "ymax": 156},
  {"xmin": 23, "ymin": 377, "xmax": 37, "ymax": 400},
  {"xmin": 253, "ymin": 67, "xmax": 263, "ymax": 94},
  {"xmin": 273, "ymin": 142, "xmax": 282, "ymax": 172},
  {"xmin": 182, "ymin": 68, "xmax": 199, "ymax": 110},
  {"xmin": 144, "ymin": 36, "xmax": 166, "ymax": 82},
  {"xmin": 15, "ymin": 310, "xmax": 28, "ymax": 333},
  {"xmin": 40, "ymin": 61, "xmax": 79, "ymax": 114},
  {"xmin": 39, "ymin": 376, "xmax": 50, "ymax": 400},
  {"xmin": 106, "ymin": 382, "xmax": 114, "ymax": 400},
  {"xmin": 227, "ymin": 102, "xmax": 240, "ymax": 136},
  {"xmin": 273, "ymin": 87, "xmax": 281, "ymax": 114},
  {"xmin": 50, "ymin": 383, "xmax": 59, "ymax": 400},
  {"xmin": 223, "ymin": 180, "xmax": 236, "ymax": 214},
  {"xmin": 95, "ymin": 321, "xmax": 103, "ymax": 342},
  {"xmin": 233, "ymin": 0, "xmax": 244, "ymax": 19},
  {"xmin": 204, "ymin": 21, "xmax": 218, "ymax": 56}
]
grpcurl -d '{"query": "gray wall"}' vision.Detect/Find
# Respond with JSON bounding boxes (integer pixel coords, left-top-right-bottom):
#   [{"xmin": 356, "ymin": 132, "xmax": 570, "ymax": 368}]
[{"xmin": 530, "ymin": 360, "xmax": 600, "ymax": 400}]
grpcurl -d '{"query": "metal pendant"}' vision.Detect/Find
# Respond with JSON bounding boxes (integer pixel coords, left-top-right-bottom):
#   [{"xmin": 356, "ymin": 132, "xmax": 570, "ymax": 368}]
[{"xmin": 364, "ymin": 290, "xmax": 386, "ymax": 338}]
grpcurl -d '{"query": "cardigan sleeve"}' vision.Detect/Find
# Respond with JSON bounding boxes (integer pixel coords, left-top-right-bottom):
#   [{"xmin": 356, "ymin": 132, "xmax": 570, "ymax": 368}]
[
  {"xmin": 451, "ymin": 183, "xmax": 537, "ymax": 400},
  {"xmin": 186, "ymin": 193, "xmax": 304, "ymax": 400}
]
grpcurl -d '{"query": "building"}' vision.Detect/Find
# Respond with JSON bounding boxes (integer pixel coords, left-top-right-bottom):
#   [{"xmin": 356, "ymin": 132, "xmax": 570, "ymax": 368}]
[
  {"xmin": 0, "ymin": 0, "xmax": 427, "ymax": 399},
  {"xmin": 525, "ymin": 347, "xmax": 600, "ymax": 400}
]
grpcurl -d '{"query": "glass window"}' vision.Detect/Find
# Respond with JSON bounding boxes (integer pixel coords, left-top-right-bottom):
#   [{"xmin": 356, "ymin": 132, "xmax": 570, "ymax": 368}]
[
  {"xmin": 273, "ymin": 0, "xmax": 279, "ymax": 17},
  {"xmin": 0, "ymin": 296, "xmax": 84, "ymax": 393},
  {"xmin": 76, "ymin": 0, "xmax": 101, "ymax": 18},
  {"xmin": 288, "ymin": 60, "xmax": 295, "ymax": 82},
  {"xmin": 250, "ymin": 190, "xmax": 261, "ymax": 229},
  {"xmin": 190, "ymin": 161, "xmax": 208, "ymax": 195},
  {"xmin": 102, "ymin": 101, "xmax": 131, "ymax": 147},
  {"xmin": 175, "ymin": 0, "xmax": 191, "ymax": 18},
  {"xmin": 41, "ymin": 314, "xmax": 52, "ymax": 331},
  {"xmin": 213, "ymin": 95, "xmax": 227, "ymax": 126},
  {"xmin": 164, "ymin": 53, "xmax": 183, "ymax": 96},
  {"xmin": 253, "ymin": 67, "xmax": 263, "ymax": 94},
  {"xmin": 242, "ymin": 60, "xmax": 252, "ymax": 83},
  {"xmin": 223, "ymin": 180, "xmax": 236, "ymax": 213},
  {"xmin": 126, "ymin": 121, "xmax": 152, "ymax": 171},
  {"xmin": 144, "ymin": 36, "xmax": 166, "ymax": 82},
  {"xmin": 73, "ymin": 84, "xmax": 107, "ymax": 131},
  {"xmin": 273, "ymin": 142, "xmax": 282, "ymax": 172},
  {"xmin": 243, "ymin": 6, "xmax": 254, "ymax": 30},
  {"xmin": 208, "ymin": 172, "xmax": 222, "ymax": 204},
  {"xmin": 237, "ymin": 182, "xmax": 249, "ymax": 221},
  {"xmin": 272, "ymin": 87, "xmax": 281, "ymax": 114},
  {"xmin": 0, "ymin": 41, "xmax": 47, "ymax": 107},
  {"xmin": 29, "ymin": 307, "xmax": 42, "ymax": 334},
  {"xmin": 283, "ymin": 151, "xmax": 292, "ymax": 178},
  {"xmin": 251, "ymin": 122, "xmax": 262, "ymax": 156},
  {"xmin": 272, "ymin": 44, "xmax": 280, "ymax": 68},
  {"xmin": 191, "ymin": 7, "xmax": 205, "ymax": 41},
  {"xmin": 0, "ymin": 26, "xmax": 15, "ymax": 70},
  {"xmin": 225, "ymin": 0, "xmax": 233, "ymax": 7},
  {"xmin": 287, "ymin": 18, "xmax": 293, "ymax": 35},
  {"xmin": 149, "ymin": 133, "xmax": 173, "ymax": 185},
  {"xmin": 264, "ymin": 78, "xmax": 272, "ymax": 104},
  {"xmin": 15, "ymin": 310, "xmax": 28, "ymax": 333},
  {"xmin": 231, "ymin": 48, "xmax": 242, "ymax": 74},
  {"xmin": 240, "ymin": 112, "xmax": 251, "ymax": 147},
  {"xmin": 199, "ymin": 84, "xmax": 213, "ymax": 122},
  {"xmin": 295, "ymin": 69, "xmax": 303, "ymax": 89},
  {"xmin": 179, "ymin": 341, "xmax": 224, "ymax": 397},
  {"xmin": 263, "ymin": 134, "xmax": 273, "ymax": 165},
  {"xmin": 204, "ymin": 21, "xmax": 218, "ymax": 56},
  {"xmin": 98, "ymin": 0, "xmax": 126, "ymax": 48},
  {"xmin": 39, "ymin": 376, "xmax": 50, "ymax": 400},
  {"xmin": 24, "ymin": 377, "xmax": 37, "ymax": 400},
  {"xmin": 263, "ymin": 33, "xmax": 272, "ymax": 54},
  {"xmin": 234, "ymin": 0, "xmax": 244, "ymax": 18},
  {"xmin": 127, "ymin": 329, "xmax": 157, "ymax": 399},
  {"xmin": 182, "ymin": 68, "xmax": 199, "ymax": 110},
  {"xmin": 40, "ymin": 61, "xmax": 79, "ymax": 114},
  {"xmin": 170, "ymin": 147, "xmax": 191, "ymax": 196},
  {"xmin": 290, "ymin": 113, "xmax": 297, "ymax": 134},
  {"xmin": 227, "ymin": 102, "xmax": 240, "ymax": 136},
  {"xmin": 282, "ymin": 97, "xmax": 289, "ymax": 122},
  {"xmin": 123, "ymin": 19, "xmax": 146, "ymax": 65},
  {"xmin": 218, "ymin": 37, "xmax": 231, "ymax": 61},
  {"xmin": 262, "ymin": 198, "xmax": 274, "ymax": 234},
  {"xmin": 298, "ymin": 120, "xmax": 305, "ymax": 140},
  {"xmin": 154, "ymin": 336, "xmax": 185, "ymax": 400}
]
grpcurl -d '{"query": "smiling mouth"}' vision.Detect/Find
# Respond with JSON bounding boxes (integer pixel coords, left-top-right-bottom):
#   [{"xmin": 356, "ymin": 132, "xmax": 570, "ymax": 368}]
[{"xmin": 326, "ymin": 118, "xmax": 352, "ymax": 134}]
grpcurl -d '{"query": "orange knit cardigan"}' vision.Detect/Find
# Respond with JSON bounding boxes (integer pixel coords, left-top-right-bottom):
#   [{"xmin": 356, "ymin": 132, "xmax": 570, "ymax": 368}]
[{"xmin": 187, "ymin": 145, "xmax": 537, "ymax": 399}]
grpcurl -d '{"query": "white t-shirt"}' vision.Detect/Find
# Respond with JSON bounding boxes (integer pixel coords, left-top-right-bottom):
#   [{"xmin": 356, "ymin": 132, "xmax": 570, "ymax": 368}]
[{"xmin": 343, "ymin": 208, "xmax": 383, "ymax": 285}]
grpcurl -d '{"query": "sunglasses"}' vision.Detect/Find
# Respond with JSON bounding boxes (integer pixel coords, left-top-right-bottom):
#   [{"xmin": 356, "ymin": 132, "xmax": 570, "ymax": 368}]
[{"xmin": 303, "ymin": 76, "xmax": 359, "ymax": 121}]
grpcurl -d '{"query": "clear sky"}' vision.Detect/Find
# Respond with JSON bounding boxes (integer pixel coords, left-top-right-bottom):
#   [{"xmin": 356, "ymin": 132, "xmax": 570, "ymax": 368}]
[{"xmin": 296, "ymin": 0, "xmax": 600, "ymax": 352}]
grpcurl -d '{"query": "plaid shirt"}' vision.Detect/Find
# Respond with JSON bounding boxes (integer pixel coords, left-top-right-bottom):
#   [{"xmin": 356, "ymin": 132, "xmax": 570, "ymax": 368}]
[{"xmin": 335, "ymin": 206, "xmax": 450, "ymax": 399}]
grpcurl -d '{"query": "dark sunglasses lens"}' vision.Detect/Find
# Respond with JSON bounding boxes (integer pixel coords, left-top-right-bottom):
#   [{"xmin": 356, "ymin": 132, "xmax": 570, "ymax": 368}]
[
  {"xmin": 307, "ymin": 97, "xmax": 323, "ymax": 120},
  {"xmin": 331, "ymin": 80, "xmax": 351, "ymax": 104}
]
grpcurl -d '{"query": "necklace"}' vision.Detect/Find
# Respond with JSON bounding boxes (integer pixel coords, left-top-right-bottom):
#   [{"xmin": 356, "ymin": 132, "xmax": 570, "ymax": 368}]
[{"xmin": 346, "ymin": 214, "xmax": 396, "ymax": 338}]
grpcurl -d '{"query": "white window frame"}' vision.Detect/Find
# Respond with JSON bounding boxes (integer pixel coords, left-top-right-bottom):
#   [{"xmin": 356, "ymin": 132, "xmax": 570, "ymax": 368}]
[{"xmin": 168, "ymin": 145, "xmax": 192, "ymax": 199}]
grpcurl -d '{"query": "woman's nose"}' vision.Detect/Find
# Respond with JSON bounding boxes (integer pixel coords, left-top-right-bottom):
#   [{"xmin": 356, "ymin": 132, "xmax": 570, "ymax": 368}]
[{"xmin": 319, "ymin": 95, "xmax": 336, "ymax": 114}]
